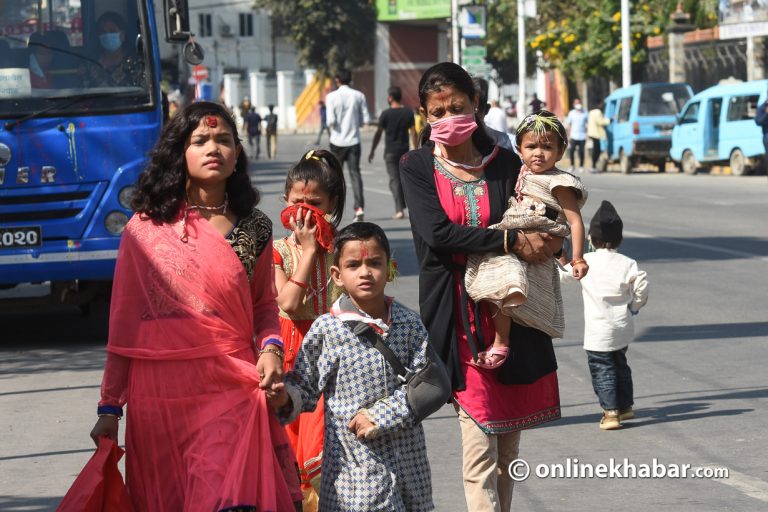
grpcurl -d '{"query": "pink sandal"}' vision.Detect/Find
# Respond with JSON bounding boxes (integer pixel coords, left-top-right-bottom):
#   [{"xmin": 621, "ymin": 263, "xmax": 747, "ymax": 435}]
[{"xmin": 472, "ymin": 346, "xmax": 509, "ymax": 370}]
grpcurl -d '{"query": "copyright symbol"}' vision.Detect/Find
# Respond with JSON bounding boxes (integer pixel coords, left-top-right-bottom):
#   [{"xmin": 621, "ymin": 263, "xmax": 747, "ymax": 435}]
[{"xmin": 508, "ymin": 459, "xmax": 531, "ymax": 482}]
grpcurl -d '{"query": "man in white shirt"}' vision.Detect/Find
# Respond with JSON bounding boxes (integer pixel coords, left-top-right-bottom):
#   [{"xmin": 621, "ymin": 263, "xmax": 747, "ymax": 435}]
[
  {"xmin": 474, "ymin": 77, "xmax": 514, "ymax": 151},
  {"xmin": 326, "ymin": 69, "xmax": 371, "ymax": 221},
  {"xmin": 565, "ymin": 98, "xmax": 588, "ymax": 173},
  {"xmin": 484, "ymin": 99, "xmax": 508, "ymax": 134}
]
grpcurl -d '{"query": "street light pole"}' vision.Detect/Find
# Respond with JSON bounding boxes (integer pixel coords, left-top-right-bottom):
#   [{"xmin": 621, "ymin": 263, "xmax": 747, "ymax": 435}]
[
  {"xmin": 621, "ymin": 0, "xmax": 631, "ymax": 87},
  {"xmin": 451, "ymin": 0, "xmax": 460, "ymax": 63},
  {"xmin": 517, "ymin": 0, "xmax": 526, "ymax": 116}
]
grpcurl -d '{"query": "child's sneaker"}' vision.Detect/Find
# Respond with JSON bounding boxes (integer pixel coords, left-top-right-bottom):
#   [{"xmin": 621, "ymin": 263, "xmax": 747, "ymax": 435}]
[
  {"xmin": 599, "ymin": 410, "xmax": 621, "ymax": 430},
  {"xmin": 619, "ymin": 407, "xmax": 635, "ymax": 421}
]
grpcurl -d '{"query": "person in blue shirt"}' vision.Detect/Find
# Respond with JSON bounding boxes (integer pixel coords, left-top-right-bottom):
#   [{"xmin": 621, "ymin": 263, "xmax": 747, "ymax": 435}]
[
  {"xmin": 754, "ymin": 92, "xmax": 768, "ymax": 173},
  {"xmin": 565, "ymin": 98, "xmax": 588, "ymax": 173}
]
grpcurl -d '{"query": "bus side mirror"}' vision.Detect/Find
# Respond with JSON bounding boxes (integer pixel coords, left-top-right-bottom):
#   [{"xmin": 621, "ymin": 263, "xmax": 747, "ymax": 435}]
[{"xmin": 164, "ymin": 0, "xmax": 192, "ymax": 43}]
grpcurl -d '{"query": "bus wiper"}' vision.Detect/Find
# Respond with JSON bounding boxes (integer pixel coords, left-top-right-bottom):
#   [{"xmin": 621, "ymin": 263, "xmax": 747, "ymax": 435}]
[{"xmin": 3, "ymin": 89, "xmax": 145, "ymax": 131}]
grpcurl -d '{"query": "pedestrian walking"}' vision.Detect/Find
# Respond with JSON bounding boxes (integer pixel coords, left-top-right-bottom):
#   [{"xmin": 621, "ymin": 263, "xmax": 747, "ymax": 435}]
[
  {"xmin": 83, "ymin": 101, "xmax": 302, "ymax": 511},
  {"xmin": 565, "ymin": 98, "xmax": 588, "ymax": 173},
  {"xmin": 559, "ymin": 200, "xmax": 649, "ymax": 430},
  {"xmin": 529, "ymin": 92, "xmax": 545, "ymax": 113},
  {"xmin": 401, "ymin": 62, "xmax": 561, "ymax": 512},
  {"xmin": 245, "ymin": 106, "xmax": 262, "ymax": 160},
  {"xmin": 587, "ymin": 101, "xmax": 610, "ymax": 172},
  {"xmin": 315, "ymin": 100, "xmax": 330, "ymax": 145},
  {"xmin": 754, "ymin": 90, "xmax": 768, "ymax": 173},
  {"xmin": 368, "ymin": 85, "xmax": 416, "ymax": 219},
  {"xmin": 484, "ymin": 99, "xmax": 508, "ymax": 134},
  {"xmin": 264, "ymin": 104, "xmax": 278, "ymax": 160},
  {"xmin": 326, "ymin": 69, "xmax": 371, "ymax": 221},
  {"xmin": 273, "ymin": 149, "xmax": 346, "ymax": 512},
  {"xmin": 475, "ymin": 77, "xmax": 514, "ymax": 151},
  {"xmin": 269, "ymin": 223, "xmax": 436, "ymax": 511}
]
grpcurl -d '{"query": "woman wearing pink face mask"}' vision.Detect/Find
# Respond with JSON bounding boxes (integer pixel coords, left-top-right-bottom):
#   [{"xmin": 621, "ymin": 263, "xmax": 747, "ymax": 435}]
[{"xmin": 400, "ymin": 62, "xmax": 562, "ymax": 512}]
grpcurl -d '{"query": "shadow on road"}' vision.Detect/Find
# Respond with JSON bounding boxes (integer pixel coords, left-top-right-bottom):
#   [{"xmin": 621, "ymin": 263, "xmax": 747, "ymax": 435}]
[
  {"xmin": 547, "ymin": 401, "xmax": 753, "ymax": 429},
  {"xmin": 0, "ymin": 496, "xmax": 62, "ymax": 511},
  {"xmin": 636, "ymin": 321, "xmax": 768, "ymax": 342},
  {"xmin": 622, "ymin": 236, "xmax": 768, "ymax": 262}
]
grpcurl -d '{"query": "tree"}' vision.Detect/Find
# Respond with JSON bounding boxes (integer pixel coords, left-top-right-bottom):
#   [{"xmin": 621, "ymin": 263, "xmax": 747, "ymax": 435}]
[
  {"xmin": 253, "ymin": 0, "xmax": 377, "ymax": 75},
  {"xmin": 485, "ymin": 0, "xmax": 719, "ymax": 82}
]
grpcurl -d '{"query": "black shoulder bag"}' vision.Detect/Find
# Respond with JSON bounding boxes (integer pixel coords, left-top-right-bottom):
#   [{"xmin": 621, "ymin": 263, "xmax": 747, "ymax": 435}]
[{"xmin": 349, "ymin": 321, "xmax": 451, "ymax": 424}]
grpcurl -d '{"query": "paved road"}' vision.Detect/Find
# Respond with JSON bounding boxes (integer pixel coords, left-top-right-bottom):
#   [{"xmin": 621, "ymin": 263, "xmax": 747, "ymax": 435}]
[{"xmin": 1, "ymin": 131, "xmax": 767, "ymax": 511}]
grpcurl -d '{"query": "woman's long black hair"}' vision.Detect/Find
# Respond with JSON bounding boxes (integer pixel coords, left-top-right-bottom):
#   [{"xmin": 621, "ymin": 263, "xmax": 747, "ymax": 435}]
[
  {"xmin": 132, "ymin": 101, "xmax": 258, "ymax": 222},
  {"xmin": 417, "ymin": 62, "xmax": 495, "ymax": 151}
]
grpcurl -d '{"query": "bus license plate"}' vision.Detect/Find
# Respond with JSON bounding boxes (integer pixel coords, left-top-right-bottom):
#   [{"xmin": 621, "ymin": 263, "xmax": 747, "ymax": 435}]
[{"xmin": 0, "ymin": 226, "xmax": 42, "ymax": 249}]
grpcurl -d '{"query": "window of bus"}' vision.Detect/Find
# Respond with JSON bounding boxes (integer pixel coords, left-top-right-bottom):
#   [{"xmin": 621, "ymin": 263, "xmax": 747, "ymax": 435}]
[{"xmin": 0, "ymin": 0, "xmax": 153, "ymax": 116}]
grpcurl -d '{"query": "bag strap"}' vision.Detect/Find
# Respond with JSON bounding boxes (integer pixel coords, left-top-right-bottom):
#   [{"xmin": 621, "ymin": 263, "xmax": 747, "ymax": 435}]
[{"xmin": 349, "ymin": 321, "xmax": 412, "ymax": 383}]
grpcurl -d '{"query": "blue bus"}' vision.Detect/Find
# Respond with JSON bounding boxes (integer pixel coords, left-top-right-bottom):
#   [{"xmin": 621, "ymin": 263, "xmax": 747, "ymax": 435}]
[{"xmin": 0, "ymin": 0, "xmax": 195, "ymax": 308}]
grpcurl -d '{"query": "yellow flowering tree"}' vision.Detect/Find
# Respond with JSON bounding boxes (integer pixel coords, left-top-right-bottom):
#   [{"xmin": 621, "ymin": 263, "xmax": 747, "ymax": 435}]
[{"xmin": 487, "ymin": 0, "xmax": 718, "ymax": 81}]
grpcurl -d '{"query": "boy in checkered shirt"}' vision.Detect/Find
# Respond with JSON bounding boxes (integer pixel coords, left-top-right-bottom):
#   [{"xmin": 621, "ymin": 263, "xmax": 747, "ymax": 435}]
[{"xmin": 268, "ymin": 222, "xmax": 435, "ymax": 511}]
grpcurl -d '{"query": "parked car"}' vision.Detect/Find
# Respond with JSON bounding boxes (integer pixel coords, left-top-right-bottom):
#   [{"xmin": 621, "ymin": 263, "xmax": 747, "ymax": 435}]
[
  {"xmin": 602, "ymin": 83, "xmax": 693, "ymax": 173},
  {"xmin": 670, "ymin": 79, "xmax": 768, "ymax": 176}
]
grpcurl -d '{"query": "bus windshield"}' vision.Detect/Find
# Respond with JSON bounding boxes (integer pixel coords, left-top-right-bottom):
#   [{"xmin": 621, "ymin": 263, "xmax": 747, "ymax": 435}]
[{"xmin": 0, "ymin": 0, "xmax": 153, "ymax": 118}]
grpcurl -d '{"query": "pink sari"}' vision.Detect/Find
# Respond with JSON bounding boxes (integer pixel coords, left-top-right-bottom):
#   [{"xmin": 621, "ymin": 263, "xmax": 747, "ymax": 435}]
[{"xmin": 102, "ymin": 210, "xmax": 301, "ymax": 511}]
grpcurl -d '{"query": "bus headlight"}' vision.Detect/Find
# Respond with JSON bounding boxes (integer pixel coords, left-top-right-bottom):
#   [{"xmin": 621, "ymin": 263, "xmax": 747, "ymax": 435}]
[
  {"xmin": 118, "ymin": 186, "xmax": 136, "ymax": 209},
  {"xmin": 105, "ymin": 211, "xmax": 129, "ymax": 234}
]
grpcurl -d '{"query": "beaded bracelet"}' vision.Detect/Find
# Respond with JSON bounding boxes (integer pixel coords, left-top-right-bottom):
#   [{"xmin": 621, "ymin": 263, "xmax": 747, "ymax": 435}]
[
  {"xmin": 259, "ymin": 347, "xmax": 285, "ymax": 361},
  {"xmin": 97, "ymin": 405, "xmax": 123, "ymax": 419},
  {"xmin": 288, "ymin": 277, "xmax": 309, "ymax": 289}
]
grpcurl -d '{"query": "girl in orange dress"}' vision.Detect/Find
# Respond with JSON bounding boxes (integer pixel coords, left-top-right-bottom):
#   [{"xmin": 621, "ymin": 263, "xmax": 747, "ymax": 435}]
[{"xmin": 273, "ymin": 149, "xmax": 345, "ymax": 511}]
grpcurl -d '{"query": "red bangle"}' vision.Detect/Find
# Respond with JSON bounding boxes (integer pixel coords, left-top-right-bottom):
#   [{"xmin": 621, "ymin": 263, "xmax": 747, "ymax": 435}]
[{"xmin": 288, "ymin": 277, "xmax": 309, "ymax": 289}]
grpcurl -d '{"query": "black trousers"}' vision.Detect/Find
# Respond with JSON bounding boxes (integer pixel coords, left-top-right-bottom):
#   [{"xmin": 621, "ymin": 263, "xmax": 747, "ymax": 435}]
[
  {"xmin": 590, "ymin": 137, "xmax": 602, "ymax": 168},
  {"xmin": 384, "ymin": 152, "xmax": 407, "ymax": 212},
  {"xmin": 570, "ymin": 139, "xmax": 586, "ymax": 168},
  {"xmin": 330, "ymin": 143, "xmax": 364, "ymax": 210}
]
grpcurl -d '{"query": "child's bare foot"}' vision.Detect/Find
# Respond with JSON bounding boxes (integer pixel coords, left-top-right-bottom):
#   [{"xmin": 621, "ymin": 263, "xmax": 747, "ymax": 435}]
[{"xmin": 472, "ymin": 343, "xmax": 509, "ymax": 370}]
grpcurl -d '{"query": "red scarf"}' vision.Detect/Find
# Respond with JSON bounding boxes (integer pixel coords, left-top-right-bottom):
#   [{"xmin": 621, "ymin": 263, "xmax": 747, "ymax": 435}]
[{"xmin": 280, "ymin": 203, "xmax": 335, "ymax": 252}]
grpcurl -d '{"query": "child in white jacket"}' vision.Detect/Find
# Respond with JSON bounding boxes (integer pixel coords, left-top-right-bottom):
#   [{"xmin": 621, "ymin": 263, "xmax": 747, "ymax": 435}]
[{"xmin": 560, "ymin": 200, "xmax": 648, "ymax": 430}]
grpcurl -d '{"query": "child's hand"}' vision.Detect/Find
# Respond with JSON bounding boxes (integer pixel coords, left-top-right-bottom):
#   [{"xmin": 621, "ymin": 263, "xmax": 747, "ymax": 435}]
[
  {"xmin": 571, "ymin": 260, "xmax": 589, "ymax": 280},
  {"xmin": 348, "ymin": 412, "xmax": 377, "ymax": 440},
  {"xmin": 289, "ymin": 206, "xmax": 318, "ymax": 251},
  {"xmin": 266, "ymin": 382, "xmax": 290, "ymax": 410}
]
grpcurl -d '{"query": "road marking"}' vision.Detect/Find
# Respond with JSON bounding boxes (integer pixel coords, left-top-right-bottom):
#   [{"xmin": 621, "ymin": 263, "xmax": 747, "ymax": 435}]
[
  {"xmin": 709, "ymin": 468, "xmax": 768, "ymax": 503},
  {"xmin": 365, "ymin": 187, "xmax": 393, "ymax": 196},
  {"xmin": 625, "ymin": 229, "xmax": 768, "ymax": 261}
]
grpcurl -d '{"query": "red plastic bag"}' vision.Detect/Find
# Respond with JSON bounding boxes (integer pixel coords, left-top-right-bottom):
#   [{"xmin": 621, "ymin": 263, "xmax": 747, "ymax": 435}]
[{"xmin": 57, "ymin": 437, "xmax": 134, "ymax": 512}]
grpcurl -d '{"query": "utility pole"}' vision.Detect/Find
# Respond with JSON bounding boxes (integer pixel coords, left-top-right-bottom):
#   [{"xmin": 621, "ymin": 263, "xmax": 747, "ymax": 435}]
[
  {"xmin": 621, "ymin": 0, "xmax": 631, "ymax": 87},
  {"xmin": 517, "ymin": 0, "xmax": 526, "ymax": 115},
  {"xmin": 451, "ymin": 0, "xmax": 460, "ymax": 63}
]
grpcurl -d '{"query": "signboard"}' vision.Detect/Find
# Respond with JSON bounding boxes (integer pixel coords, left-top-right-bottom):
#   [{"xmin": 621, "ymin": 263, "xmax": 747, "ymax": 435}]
[
  {"xmin": 192, "ymin": 65, "xmax": 209, "ymax": 81},
  {"xmin": 719, "ymin": 0, "xmax": 768, "ymax": 39},
  {"xmin": 462, "ymin": 46, "xmax": 487, "ymax": 59},
  {"xmin": 459, "ymin": 5, "xmax": 487, "ymax": 39},
  {"xmin": 0, "ymin": 69, "xmax": 31, "ymax": 98},
  {"xmin": 376, "ymin": 0, "xmax": 450, "ymax": 22}
]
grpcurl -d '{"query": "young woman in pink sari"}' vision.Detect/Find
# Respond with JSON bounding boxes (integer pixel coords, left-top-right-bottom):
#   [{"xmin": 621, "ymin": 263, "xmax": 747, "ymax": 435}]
[{"xmin": 88, "ymin": 102, "xmax": 302, "ymax": 511}]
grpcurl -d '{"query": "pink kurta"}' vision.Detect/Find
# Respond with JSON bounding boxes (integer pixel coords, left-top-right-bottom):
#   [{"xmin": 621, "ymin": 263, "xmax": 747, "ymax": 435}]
[
  {"xmin": 433, "ymin": 159, "xmax": 561, "ymax": 434},
  {"xmin": 99, "ymin": 210, "xmax": 301, "ymax": 511}
]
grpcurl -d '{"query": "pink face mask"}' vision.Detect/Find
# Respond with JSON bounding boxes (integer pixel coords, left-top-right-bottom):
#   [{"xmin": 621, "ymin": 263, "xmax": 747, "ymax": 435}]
[{"xmin": 429, "ymin": 113, "xmax": 478, "ymax": 147}]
